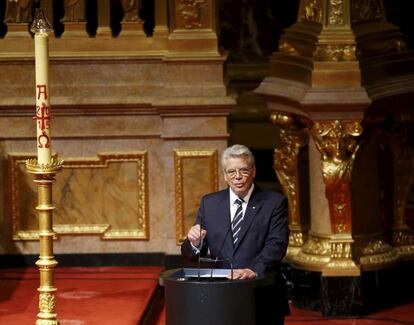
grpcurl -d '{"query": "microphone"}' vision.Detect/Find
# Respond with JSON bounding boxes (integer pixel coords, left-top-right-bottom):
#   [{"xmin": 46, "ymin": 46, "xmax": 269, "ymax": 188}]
[{"xmin": 208, "ymin": 218, "xmax": 234, "ymax": 280}]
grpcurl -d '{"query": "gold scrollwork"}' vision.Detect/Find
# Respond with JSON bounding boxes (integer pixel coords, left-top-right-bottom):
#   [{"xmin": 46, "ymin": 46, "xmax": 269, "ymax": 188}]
[
  {"xmin": 178, "ymin": 0, "xmax": 206, "ymax": 29},
  {"xmin": 314, "ymin": 44, "xmax": 357, "ymax": 61},
  {"xmin": 328, "ymin": 0, "xmax": 345, "ymax": 26},
  {"xmin": 311, "ymin": 120, "xmax": 362, "ymax": 234},
  {"xmin": 174, "ymin": 149, "xmax": 218, "ymax": 244},
  {"xmin": 351, "ymin": 0, "xmax": 383, "ymax": 24},
  {"xmin": 300, "ymin": 0, "xmax": 322, "ymax": 23},
  {"xmin": 9, "ymin": 152, "xmax": 149, "ymax": 240}
]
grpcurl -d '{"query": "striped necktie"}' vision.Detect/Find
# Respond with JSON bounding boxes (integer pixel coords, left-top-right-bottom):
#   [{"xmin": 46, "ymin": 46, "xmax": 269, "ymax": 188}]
[{"xmin": 232, "ymin": 198, "xmax": 244, "ymax": 245}]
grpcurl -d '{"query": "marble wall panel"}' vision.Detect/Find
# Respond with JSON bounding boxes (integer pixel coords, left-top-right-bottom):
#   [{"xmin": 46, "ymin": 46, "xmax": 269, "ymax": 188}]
[
  {"xmin": 174, "ymin": 148, "xmax": 219, "ymax": 244},
  {"xmin": 8, "ymin": 152, "xmax": 148, "ymax": 241}
]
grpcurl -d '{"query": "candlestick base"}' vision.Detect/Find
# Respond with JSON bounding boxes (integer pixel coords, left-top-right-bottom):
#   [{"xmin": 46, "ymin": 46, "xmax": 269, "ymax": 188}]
[{"xmin": 26, "ymin": 155, "xmax": 63, "ymax": 325}]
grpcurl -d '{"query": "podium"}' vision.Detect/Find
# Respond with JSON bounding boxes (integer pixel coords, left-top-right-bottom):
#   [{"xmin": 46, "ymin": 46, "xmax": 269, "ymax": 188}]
[{"xmin": 160, "ymin": 268, "xmax": 282, "ymax": 325}]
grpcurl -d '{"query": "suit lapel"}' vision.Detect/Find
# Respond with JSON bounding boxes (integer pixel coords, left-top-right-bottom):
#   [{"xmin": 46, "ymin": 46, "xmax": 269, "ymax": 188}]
[
  {"xmin": 215, "ymin": 191, "xmax": 234, "ymax": 257},
  {"xmin": 233, "ymin": 187, "xmax": 263, "ymax": 252}
]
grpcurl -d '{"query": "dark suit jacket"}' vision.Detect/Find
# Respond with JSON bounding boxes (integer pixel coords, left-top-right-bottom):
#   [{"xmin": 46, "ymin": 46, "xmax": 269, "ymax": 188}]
[{"xmin": 181, "ymin": 185, "xmax": 289, "ymax": 276}]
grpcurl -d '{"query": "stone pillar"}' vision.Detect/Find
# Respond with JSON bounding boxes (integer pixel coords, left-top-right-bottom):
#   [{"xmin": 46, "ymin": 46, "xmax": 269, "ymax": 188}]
[
  {"xmin": 154, "ymin": 0, "xmax": 169, "ymax": 36},
  {"xmin": 97, "ymin": 0, "xmax": 111, "ymax": 37}
]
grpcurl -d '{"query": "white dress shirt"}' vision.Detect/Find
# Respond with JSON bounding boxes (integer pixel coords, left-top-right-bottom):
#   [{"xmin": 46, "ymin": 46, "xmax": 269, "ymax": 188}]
[{"xmin": 229, "ymin": 184, "xmax": 254, "ymax": 222}]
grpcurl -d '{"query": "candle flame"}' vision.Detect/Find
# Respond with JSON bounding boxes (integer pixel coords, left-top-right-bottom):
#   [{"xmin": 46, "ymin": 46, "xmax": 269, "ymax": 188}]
[{"xmin": 30, "ymin": 8, "xmax": 51, "ymax": 34}]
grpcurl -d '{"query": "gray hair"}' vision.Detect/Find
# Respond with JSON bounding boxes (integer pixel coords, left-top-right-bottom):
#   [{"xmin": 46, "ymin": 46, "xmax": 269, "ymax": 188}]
[{"xmin": 221, "ymin": 144, "xmax": 255, "ymax": 169}]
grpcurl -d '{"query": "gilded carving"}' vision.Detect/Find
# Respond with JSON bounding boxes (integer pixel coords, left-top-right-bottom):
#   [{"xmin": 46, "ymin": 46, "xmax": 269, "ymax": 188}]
[
  {"xmin": 178, "ymin": 0, "xmax": 206, "ymax": 29},
  {"xmin": 352, "ymin": 235, "xmax": 398, "ymax": 270},
  {"xmin": 291, "ymin": 234, "xmax": 331, "ymax": 271},
  {"xmin": 314, "ymin": 44, "xmax": 357, "ymax": 61},
  {"xmin": 39, "ymin": 292, "xmax": 56, "ymax": 313},
  {"xmin": 322, "ymin": 235, "xmax": 360, "ymax": 275},
  {"xmin": 351, "ymin": 0, "xmax": 383, "ymax": 24},
  {"xmin": 330, "ymin": 241, "xmax": 352, "ymax": 259},
  {"xmin": 289, "ymin": 230, "xmax": 305, "ymax": 247},
  {"xmin": 9, "ymin": 152, "xmax": 149, "ymax": 240},
  {"xmin": 271, "ymin": 112, "xmax": 309, "ymax": 257},
  {"xmin": 300, "ymin": 0, "xmax": 322, "ymax": 23},
  {"xmin": 301, "ymin": 234, "xmax": 331, "ymax": 256},
  {"xmin": 311, "ymin": 120, "xmax": 362, "ymax": 234},
  {"xmin": 174, "ymin": 149, "xmax": 218, "ymax": 244},
  {"xmin": 328, "ymin": 0, "xmax": 345, "ymax": 26}
]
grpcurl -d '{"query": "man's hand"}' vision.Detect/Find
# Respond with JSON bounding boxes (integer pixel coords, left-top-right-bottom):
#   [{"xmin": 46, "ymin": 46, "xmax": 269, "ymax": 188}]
[
  {"xmin": 187, "ymin": 224, "xmax": 207, "ymax": 248},
  {"xmin": 228, "ymin": 268, "xmax": 257, "ymax": 280}
]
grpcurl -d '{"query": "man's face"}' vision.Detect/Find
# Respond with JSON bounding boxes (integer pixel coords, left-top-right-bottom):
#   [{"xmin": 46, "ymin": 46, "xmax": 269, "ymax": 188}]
[{"xmin": 223, "ymin": 156, "xmax": 256, "ymax": 198}]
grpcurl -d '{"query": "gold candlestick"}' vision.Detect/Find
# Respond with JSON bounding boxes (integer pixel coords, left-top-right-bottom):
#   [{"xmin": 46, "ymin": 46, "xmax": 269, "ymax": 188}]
[{"xmin": 27, "ymin": 8, "xmax": 63, "ymax": 325}]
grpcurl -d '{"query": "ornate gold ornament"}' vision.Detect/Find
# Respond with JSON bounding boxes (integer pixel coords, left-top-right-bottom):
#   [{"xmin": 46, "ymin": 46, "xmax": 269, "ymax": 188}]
[
  {"xmin": 322, "ymin": 235, "xmax": 360, "ymax": 276},
  {"xmin": 271, "ymin": 112, "xmax": 309, "ymax": 259},
  {"xmin": 353, "ymin": 235, "xmax": 399, "ymax": 270},
  {"xmin": 314, "ymin": 44, "xmax": 357, "ymax": 61},
  {"xmin": 174, "ymin": 149, "xmax": 218, "ymax": 244},
  {"xmin": 291, "ymin": 233, "xmax": 331, "ymax": 271},
  {"xmin": 178, "ymin": 0, "xmax": 206, "ymax": 29},
  {"xmin": 351, "ymin": 0, "xmax": 383, "ymax": 24},
  {"xmin": 328, "ymin": 0, "xmax": 345, "ymax": 26},
  {"xmin": 311, "ymin": 120, "xmax": 362, "ymax": 234},
  {"xmin": 300, "ymin": 0, "xmax": 322, "ymax": 23}
]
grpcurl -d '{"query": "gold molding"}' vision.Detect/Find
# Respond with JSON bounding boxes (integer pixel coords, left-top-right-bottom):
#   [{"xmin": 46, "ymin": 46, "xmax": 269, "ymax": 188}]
[
  {"xmin": 9, "ymin": 152, "xmax": 149, "ymax": 240},
  {"xmin": 174, "ymin": 148, "xmax": 218, "ymax": 244}
]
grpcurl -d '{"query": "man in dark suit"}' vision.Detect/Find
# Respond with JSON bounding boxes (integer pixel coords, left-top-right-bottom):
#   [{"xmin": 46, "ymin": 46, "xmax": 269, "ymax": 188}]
[{"xmin": 181, "ymin": 144, "xmax": 289, "ymax": 324}]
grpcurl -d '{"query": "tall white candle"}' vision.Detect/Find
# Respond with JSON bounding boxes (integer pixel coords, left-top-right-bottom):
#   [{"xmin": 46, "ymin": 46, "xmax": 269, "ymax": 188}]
[{"xmin": 31, "ymin": 9, "xmax": 52, "ymax": 165}]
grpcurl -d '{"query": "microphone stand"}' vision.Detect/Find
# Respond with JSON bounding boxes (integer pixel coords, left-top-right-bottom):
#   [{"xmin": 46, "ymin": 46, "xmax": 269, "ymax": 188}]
[
  {"xmin": 197, "ymin": 234, "xmax": 203, "ymax": 281},
  {"xmin": 210, "ymin": 257, "xmax": 218, "ymax": 280}
]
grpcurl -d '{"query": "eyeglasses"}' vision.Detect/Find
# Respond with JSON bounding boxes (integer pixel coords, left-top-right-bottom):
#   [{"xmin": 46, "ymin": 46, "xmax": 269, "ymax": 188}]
[{"xmin": 225, "ymin": 167, "xmax": 252, "ymax": 178}]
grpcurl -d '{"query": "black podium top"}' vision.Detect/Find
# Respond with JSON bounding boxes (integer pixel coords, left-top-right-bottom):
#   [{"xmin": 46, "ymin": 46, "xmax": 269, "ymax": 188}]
[{"xmin": 160, "ymin": 268, "xmax": 284, "ymax": 325}]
